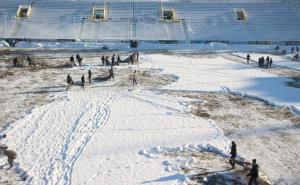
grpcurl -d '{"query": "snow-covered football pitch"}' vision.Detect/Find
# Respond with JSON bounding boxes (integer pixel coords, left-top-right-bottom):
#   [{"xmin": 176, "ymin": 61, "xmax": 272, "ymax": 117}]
[{"xmin": 0, "ymin": 50, "xmax": 300, "ymax": 185}]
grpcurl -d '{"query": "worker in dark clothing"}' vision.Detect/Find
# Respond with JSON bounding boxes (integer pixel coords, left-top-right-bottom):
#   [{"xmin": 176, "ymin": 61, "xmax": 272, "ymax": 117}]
[
  {"xmin": 293, "ymin": 54, "xmax": 299, "ymax": 61},
  {"xmin": 275, "ymin": 46, "xmax": 280, "ymax": 53},
  {"xmin": 291, "ymin": 47, "xmax": 295, "ymax": 53},
  {"xmin": 78, "ymin": 57, "xmax": 82, "ymax": 66},
  {"xmin": 0, "ymin": 134, "xmax": 16, "ymax": 169},
  {"xmin": 266, "ymin": 56, "xmax": 270, "ymax": 68},
  {"xmin": 229, "ymin": 141, "xmax": 237, "ymax": 168},
  {"xmin": 246, "ymin": 54, "xmax": 250, "ymax": 64},
  {"xmin": 111, "ymin": 55, "xmax": 115, "ymax": 66},
  {"xmin": 258, "ymin": 57, "xmax": 261, "ymax": 67},
  {"xmin": 70, "ymin": 55, "xmax": 75, "ymax": 66},
  {"xmin": 136, "ymin": 52, "xmax": 139, "ymax": 62},
  {"xmin": 282, "ymin": 50, "xmax": 287, "ymax": 55},
  {"xmin": 88, "ymin": 70, "xmax": 92, "ymax": 84},
  {"xmin": 13, "ymin": 57, "xmax": 18, "ymax": 67},
  {"xmin": 296, "ymin": 46, "xmax": 299, "ymax": 52},
  {"xmin": 130, "ymin": 55, "xmax": 134, "ymax": 65},
  {"xmin": 115, "ymin": 55, "xmax": 120, "ymax": 65},
  {"xmin": 269, "ymin": 58, "xmax": 273, "ymax": 68},
  {"xmin": 109, "ymin": 66, "xmax": 114, "ymax": 80},
  {"xmin": 2, "ymin": 149, "xmax": 17, "ymax": 169},
  {"xmin": 66, "ymin": 74, "xmax": 73, "ymax": 90},
  {"xmin": 70, "ymin": 55, "xmax": 74, "ymax": 63},
  {"xmin": 247, "ymin": 159, "xmax": 259, "ymax": 185},
  {"xmin": 101, "ymin": 55, "xmax": 105, "ymax": 66},
  {"xmin": 81, "ymin": 75, "xmax": 85, "ymax": 90},
  {"xmin": 27, "ymin": 56, "xmax": 32, "ymax": 67},
  {"xmin": 76, "ymin": 54, "xmax": 80, "ymax": 64},
  {"xmin": 105, "ymin": 56, "xmax": 110, "ymax": 65},
  {"xmin": 258, "ymin": 57, "xmax": 265, "ymax": 68},
  {"xmin": 133, "ymin": 70, "xmax": 137, "ymax": 85}
]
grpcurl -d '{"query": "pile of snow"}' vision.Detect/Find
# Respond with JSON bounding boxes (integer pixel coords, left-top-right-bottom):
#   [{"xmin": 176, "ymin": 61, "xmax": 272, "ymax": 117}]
[
  {"xmin": 140, "ymin": 144, "xmax": 229, "ymax": 159},
  {"xmin": 0, "ymin": 40, "xmax": 10, "ymax": 48},
  {"xmin": 14, "ymin": 41, "xmax": 129, "ymax": 50},
  {"xmin": 12, "ymin": 41, "xmax": 291, "ymax": 53}
]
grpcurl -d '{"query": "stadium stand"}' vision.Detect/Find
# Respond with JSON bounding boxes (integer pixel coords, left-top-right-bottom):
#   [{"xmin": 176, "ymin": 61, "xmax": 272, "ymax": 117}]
[{"xmin": 0, "ymin": 0, "xmax": 300, "ymax": 43}]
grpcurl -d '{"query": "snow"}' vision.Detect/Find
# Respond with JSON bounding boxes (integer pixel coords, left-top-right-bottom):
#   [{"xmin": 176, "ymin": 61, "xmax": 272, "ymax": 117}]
[
  {"xmin": 233, "ymin": 51, "xmax": 300, "ymax": 70},
  {"xmin": 1, "ymin": 51, "xmax": 300, "ymax": 184},
  {"xmin": 3, "ymin": 88, "xmax": 228, "ymax": 185},
  {"xmin": 71, "ymin": 91, "xmax": 228, "ymax": 185},
  {"xmin": 13, "ymin": 41, "xmax": 129, "ymax": 50},
  {"xmin": 10, "ymin": 41, "xmax": 286, "ymax": 52},
  {"xmin": 0, "ymin": 40, "xmax": 10, "ymax": 48},
  {"xmin": 141, "ymin": 54, "xmax": 300, "ymax": 112}
]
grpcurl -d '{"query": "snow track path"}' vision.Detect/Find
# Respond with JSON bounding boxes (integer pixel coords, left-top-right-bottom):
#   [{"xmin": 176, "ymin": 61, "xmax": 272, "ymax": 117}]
[
  {"xmin": 5, "ymin": 90, "xmax": 120, "ymax": 185},
  {"xmin": 71, "ymin": 90, "xmax": 228, "ymax": 185}
]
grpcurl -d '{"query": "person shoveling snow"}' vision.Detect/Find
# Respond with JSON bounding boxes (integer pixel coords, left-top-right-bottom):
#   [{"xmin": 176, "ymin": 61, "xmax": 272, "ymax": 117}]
[
  {"xmin": 66, "ymin": 74, "xmax": 73, "ymax": 91},
  {"xmin": 247, "ymin": 159, "xmax": 259, "ymax": 185},
  {"xmin": 2, "ymin": 149, "xmax": 17, "ymax": 169},
  {"xmin": 229, "ymin": 141, "xmax": 237, "ymax": 169},
  {"xmin": 0, "ymin": 134, "xmax": 17, "ymax": 169}
]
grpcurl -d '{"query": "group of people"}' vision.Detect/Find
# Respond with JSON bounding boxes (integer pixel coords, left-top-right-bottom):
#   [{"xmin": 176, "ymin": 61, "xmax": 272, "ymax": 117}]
[
  {"xmin": 66, "ymin": 52, "xmax": 140, "ymax": 90},
  {"xmin": 70, "ymin": 54, "xmax": 83, "ymax": 67},
  {"xmin": 229, "ymin": 141, "xmax": 260, "ymax": 185},
  {"xmin": 258, "ymin": 56, "xmax": 273, "ymax": 68},
  {"xmin": 101, "ymin": 54, "xmax": 120, "ymax": 66},
  {"xmin": 246, "ymin": 54, "xmax": 273, "ymax": 68},
  {"xmin": 130, "ymin": 52, "xmax": 139, "ymax": 64},
  {"xmin": 100, "ymin": 52, "xmax": 139, "ymax": 66},
  {"xmin": 12, "ymin": 56, "xmax": 32, "ymax": 67},
  {"xmin": 66, "ymin": 70, "xmax": 92, "ymax": 91},
  {"xmin": 66, "ymin": 68, "xmax": 138, "ymax": 90},
  {"xmin": 129, "ymin": 40, "xmax": 139, "ymax": 48},
  {"xmin": 275, "ymin": 46, "xmax": 300, "ymax": 56},
  {"xmin": 275, "ymin": 46, "xmax": 286, "ymax": 55},
  {"xmin": 293, "ymin": 53, "xmax": 299, "ymax": 61},
  {"xmin": 0, "ymin": 133, "xmax": 17, "ymax": 169},
  {"xmin": 69, "ymin": 52, "xmax": 139, "ymax": 68},
  {"xmin": 290, "ymin": 46, "xmax": 300, "ymax": 61},
  {"xmin": 290, "ymin": 46, "xmax": 299, "ymax": 54},
  {"xmin": 246, "ymin": 54, "xmax": 251, "ymax": 64}
]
